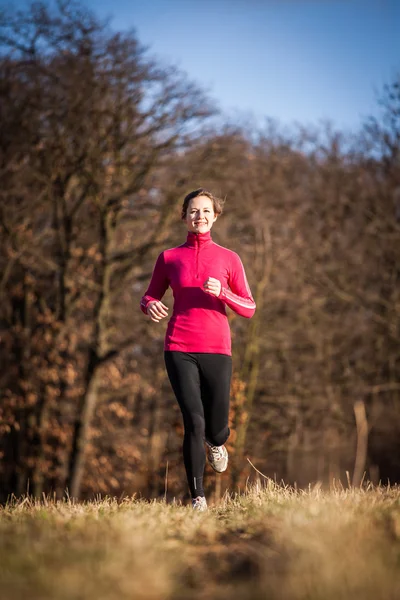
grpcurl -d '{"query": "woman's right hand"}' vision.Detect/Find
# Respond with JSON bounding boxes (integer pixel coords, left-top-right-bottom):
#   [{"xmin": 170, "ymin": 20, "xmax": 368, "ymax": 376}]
[{"xmin": 147, "ymin": 300, "xmax": 169, "ymax": 322}]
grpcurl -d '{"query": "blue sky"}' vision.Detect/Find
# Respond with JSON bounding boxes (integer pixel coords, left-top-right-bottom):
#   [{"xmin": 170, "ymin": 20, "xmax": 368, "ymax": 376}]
[{"xmin": 9, "ymin": 0, "xmax": 400, "ymax": 130}]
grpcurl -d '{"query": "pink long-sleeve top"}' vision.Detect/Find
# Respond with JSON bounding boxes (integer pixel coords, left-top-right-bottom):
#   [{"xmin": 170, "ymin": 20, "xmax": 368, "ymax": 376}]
[{"xmin": 140, "ymin": 231, "xmax": 256, "ymax": 355}]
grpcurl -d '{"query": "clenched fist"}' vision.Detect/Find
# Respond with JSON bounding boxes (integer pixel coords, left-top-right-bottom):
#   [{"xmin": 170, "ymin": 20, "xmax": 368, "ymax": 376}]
[
  {"xmin": 147, "ymin": 300, "xmax": 169, "ymax": 322},
  {"xmin": 203, "ymin": 277, "xmax": 221, "ymax": 297}
]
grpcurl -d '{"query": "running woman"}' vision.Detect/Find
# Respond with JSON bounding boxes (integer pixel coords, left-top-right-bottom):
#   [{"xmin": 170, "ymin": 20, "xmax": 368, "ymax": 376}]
[{"xmin": 140, "ymin": 188, "xmax": 256, "ymax": 511}]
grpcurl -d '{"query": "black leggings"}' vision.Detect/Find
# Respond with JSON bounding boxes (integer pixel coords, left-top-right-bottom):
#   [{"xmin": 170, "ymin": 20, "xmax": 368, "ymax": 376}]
[{"xmin": 164, "ymin": 351, "xmax": 232, "ymax": 498}]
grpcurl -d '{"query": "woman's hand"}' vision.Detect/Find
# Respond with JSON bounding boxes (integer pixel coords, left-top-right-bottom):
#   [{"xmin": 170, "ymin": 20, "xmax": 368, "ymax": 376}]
[
  {"xmin": 203, "ymin": 277, "xmax": 221, "ymax": 297},
  {"xmin": 147, "ymin": 300, "xmax": 169, "ymax": 322}
]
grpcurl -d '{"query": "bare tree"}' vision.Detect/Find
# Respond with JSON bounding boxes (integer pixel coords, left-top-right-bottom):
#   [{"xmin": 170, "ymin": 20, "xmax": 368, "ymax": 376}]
[{"xmin": 0, "ymin": 0, "xmax": 214, "ymax": 500}]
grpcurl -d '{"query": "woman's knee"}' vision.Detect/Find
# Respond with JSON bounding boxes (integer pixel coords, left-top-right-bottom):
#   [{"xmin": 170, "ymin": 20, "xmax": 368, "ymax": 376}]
[
  {"xmin": 207, "ymin": 425, "xmax": 230, "ymax": 447},
  {"xmin": 184, "ymin": 412, "xmax": 206, "ymax": 437}
]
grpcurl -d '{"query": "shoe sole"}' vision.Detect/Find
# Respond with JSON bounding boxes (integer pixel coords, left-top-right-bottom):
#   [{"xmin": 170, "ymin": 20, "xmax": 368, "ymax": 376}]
[{"xmin": 209, "ymin": 462, "xmax": 228, "ymax": 473}]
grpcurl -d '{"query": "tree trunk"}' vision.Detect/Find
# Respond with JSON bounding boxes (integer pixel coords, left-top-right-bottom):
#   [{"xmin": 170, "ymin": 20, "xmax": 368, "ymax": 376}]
[
  {"xmin": 352, "ymin": 399, "xmax": 368, "ymax": 487},
  {"xmin": 67, "ymin": 371, "xmax": 99, "ymax": 499}
]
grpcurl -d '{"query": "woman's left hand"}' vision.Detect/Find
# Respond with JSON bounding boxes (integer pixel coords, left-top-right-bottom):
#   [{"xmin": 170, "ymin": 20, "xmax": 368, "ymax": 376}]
[{"xmin": 203, "ymin": 277, "xmax": 221, "ymax": 297}]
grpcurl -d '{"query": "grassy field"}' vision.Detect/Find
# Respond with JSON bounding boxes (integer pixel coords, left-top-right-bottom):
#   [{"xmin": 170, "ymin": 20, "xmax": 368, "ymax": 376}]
[{"xmin": 1, "ymin": 480, "xmax": 400, "ymax": 600}]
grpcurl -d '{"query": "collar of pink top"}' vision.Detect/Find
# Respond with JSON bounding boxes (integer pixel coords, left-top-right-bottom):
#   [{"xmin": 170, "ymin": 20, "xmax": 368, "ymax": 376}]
[{"xmin": 185, "ymin": 231, "xmax": 213, "ymax": 248}]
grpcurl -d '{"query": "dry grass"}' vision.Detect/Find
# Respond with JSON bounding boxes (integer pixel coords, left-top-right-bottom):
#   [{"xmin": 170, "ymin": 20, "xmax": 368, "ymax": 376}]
[{"xmin": 1, "ymin": 480, "xmax": 400, "ymax": 600}]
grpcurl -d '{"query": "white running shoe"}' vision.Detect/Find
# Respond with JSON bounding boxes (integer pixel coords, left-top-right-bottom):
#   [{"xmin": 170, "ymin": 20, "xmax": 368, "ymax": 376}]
[
  {"xmin": 192, "ymin": 496, "xmax": 207, "ymax": 511},
  {"xmin": 205, "ymin": 440, "xmax": 228, "ymax": 473}
]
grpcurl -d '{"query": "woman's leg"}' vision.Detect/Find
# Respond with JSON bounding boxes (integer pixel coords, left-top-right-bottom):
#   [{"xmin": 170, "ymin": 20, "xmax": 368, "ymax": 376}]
[
  {"xmin": 197, "ymin": 353, "xmax": 233, "ymax": 447},
  {"xmin": 164, "ymin": 351, "xmax": 206, "ymax": 498}
]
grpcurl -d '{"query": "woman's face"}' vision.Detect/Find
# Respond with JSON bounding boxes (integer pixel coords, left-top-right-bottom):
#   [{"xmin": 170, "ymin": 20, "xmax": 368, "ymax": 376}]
[{"xmin": 185, "ymin": 195, "xmax": 217, "ymax": 234}]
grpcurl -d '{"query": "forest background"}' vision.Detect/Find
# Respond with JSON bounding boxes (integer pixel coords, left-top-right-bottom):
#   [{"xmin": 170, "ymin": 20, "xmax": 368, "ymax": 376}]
[{"xmin": 0, "ymin": 0, "xmax": 399, "ymax": 503}]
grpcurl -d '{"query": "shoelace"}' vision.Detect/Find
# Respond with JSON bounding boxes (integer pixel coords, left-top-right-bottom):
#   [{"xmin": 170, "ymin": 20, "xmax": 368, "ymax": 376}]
[{"xmin": 209, "ymin": 445, "xmax": 224, "ymax": 460}]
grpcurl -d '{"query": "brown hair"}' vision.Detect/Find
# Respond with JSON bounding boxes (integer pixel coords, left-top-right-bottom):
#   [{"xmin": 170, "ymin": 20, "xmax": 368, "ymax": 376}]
[{"xmin": 181, "ymin": 188, "xmax": 224, "ymax": 220}]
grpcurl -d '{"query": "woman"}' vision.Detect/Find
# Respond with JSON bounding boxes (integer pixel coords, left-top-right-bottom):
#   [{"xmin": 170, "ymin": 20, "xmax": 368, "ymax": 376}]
[{"xmin": 140, "ymin": 188, "xmax": 256, "ymax": 511}]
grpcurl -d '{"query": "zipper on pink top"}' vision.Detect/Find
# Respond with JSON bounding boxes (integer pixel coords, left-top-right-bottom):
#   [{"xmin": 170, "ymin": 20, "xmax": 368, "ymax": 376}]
[{"xmin": 195, "ymin": 236, "xmax": 199, "ymax": 278}]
